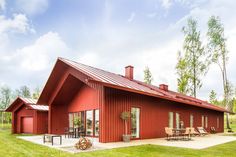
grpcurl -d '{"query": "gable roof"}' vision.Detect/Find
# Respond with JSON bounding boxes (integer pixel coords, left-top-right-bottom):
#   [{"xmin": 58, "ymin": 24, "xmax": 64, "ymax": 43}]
[
  {"xmin": 57, "ymin": 58, "xmax": 229, "ymax": 113},
  {"xmin": 6, "ymin": 97, "xmax": 48, "ymax": 112},
  {"xmin": 38, "ymin": 58, "xmax": 229, "ymax": 112}
]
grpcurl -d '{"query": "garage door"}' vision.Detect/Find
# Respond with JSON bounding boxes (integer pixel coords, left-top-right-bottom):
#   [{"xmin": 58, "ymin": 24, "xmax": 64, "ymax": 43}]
[{"xmin": 21, "ymin": 117, "xmax": 33, "ymax": 133}]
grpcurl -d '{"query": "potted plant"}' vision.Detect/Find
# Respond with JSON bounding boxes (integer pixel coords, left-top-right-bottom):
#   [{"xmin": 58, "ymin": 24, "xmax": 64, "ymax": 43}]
[
  {"xmin": 120, "ymin": 111, "xmax": 131, "ymax": 142},
  {"xmin": 73, "ymin": 117, "xmax": 81, "ymax": 128}
]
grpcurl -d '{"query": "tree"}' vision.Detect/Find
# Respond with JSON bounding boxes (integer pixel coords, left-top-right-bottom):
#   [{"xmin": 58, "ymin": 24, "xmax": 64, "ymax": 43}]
[
  {"xmin": 15, "ymin": 86, "xmax": 31, "ymax": 98},
  {"xmin": 144, "ymin": 66, "xmax": 153, "ymax": 84},
  {"xmin": 207, "ymin": 16, "xmax": 231, "ymax": 129},
  {"xmin": 0, "ymin": 86, "xmax": 12, "ymax": 109},
  {"xmin": 32, "ymin": 87, "xmax": 41, "ymax": 99},
  {"xmin": 176, "ymin": 51, "xmax": 190, "ymax": 94},
  {"xmin": 177, "ymin": 17, "xmax": 208, "ymax": 97},
  {"xmin": 209, "ymin": 90, "xmax": 219, "ymax": 105}
]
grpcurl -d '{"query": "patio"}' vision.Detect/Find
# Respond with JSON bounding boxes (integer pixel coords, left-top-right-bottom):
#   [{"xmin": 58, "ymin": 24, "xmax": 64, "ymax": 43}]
[{"xmin": 17, "ymin": 133, "xmax": 236, "ymax": 153}]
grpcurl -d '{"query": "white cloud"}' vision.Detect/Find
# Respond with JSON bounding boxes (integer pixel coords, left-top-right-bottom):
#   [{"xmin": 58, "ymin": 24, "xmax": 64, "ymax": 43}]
[
  {"xmin": 16, "ymin": 0, "xmax": 49, "ymax": 16},
  {"xmin": 161, "ymin": 0, "xmax": 173, "ymax": 9},
  {"xmin": 15, "ymin": 32, "xmax": 70, "ymax": 71},
  {"xmin": 0, "ymin": 14, "xmax": 33, "ymax": 34},
  {"xmin": 0, "ymin": 0, "xmax": 5, "ymax": 11},
  {"xmin": 128, "ymin": 12, "xmax": 136, "ymax": 23}
]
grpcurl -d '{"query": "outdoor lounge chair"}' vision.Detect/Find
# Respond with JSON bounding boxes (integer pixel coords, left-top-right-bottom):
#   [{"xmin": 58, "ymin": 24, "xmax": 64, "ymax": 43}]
[
  {"xmin": 197, "ymin": 127, "xmax": 208, "ymax": 136},
  {"xmin": 210, "ymin": 127, "xmax": 216, "ymax": 134},
  {"xmin": 165, "ymin": 127, "xmax": 174, "ymax": 140},
  {"xmin": 190, "ymin": 127, "xmax": 200, "ymax": 136}
]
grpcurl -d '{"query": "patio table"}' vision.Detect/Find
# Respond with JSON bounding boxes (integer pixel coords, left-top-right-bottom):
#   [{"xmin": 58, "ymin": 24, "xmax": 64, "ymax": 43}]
[
  {"xmin": 43, "ymin": 134, "xmax": 62, "ymax": 145},
  {"xmin": 172, "ymin": 128, "xmax": 186, "ymax": 140}
]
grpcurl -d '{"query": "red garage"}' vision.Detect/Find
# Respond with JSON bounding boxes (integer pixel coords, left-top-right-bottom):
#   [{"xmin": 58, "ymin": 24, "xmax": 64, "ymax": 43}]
[{"xmin": 6, "ymin": 97, "xmax": 48, "ymax": 134}]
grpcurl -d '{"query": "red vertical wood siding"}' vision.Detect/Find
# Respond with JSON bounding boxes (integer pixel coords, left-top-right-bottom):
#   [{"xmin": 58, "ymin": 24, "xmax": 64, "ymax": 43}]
[
  {"xmin": 103, "ymin": 87, "xmax": 224, "ymax": 142},
  {"xmin": 36, "ymin": 111, "xmax": 48, "ymax": 134},
  {"xmin": 68, "ymin": 85, "xmax": 99, "ymax": 112}
]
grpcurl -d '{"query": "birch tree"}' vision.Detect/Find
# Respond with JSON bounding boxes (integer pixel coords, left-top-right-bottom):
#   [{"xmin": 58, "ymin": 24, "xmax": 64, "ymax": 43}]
[
  {"xmin": 177, "ymin": 17, "xmax": 208, "ymax": 97},
  {"xmin": 207, "ymin": 16, "xmax": 231, "ymax": 129}
]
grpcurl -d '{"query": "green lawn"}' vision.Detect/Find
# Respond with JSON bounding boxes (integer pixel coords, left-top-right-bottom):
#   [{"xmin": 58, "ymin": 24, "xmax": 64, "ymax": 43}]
[
  {"xmin": 0, "ymin": 115, "xmax": 236, "ymax": 157},
  {"xmin": 0, "ymin": 129, "xmax": 236, "ymax": 157}
]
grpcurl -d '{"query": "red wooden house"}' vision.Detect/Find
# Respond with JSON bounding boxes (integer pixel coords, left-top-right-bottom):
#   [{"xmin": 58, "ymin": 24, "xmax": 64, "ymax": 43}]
[
  {"xmin": 7, "ymin": 58, "xmax": 229, "ymax": 143},
  {"xmin": 6, "ymin": 97, "xmax": 48, "ymax": 134}
]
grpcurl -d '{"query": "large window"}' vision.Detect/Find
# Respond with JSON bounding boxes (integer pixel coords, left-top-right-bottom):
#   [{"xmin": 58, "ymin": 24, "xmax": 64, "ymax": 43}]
[
  {"xmin": 168, "ymin": 112, "xmax": 174, "ymax": 128},
  {"xmin": 202, "ymin": 115, "xmax": 204, "ymax": 127},
  {"xmin": 131, "ymin": 107, "xmax": 140, "ymax": 138},
  {"xmin": 205, "ymin": 116, "xmax": 208, "ymax": 128},
  {"xmin": 95, "ymin": 110, "xmax": 99, "ymax": 136},
  {"xmin": 68, "ymin": 109, "xmax": 100, "ymax": 137},
  {"xmin": 190, "ymin": 114, "xmax": 194, "ymax": 128},
  {"xmin": 86, "ymin": 110, "xmax": 93, "ymax": 136},
  {"xmin": 176, "ymin": 113, "xmax": 180, "ymax": 129},
  {"xmin": 69, "ymin": 113, "xmax": 73, "ymax": 128}
]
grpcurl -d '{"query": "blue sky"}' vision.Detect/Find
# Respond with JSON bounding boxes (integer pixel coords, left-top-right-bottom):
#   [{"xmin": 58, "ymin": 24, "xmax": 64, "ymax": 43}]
[{"xmin": 1, "ymin": 0, "xmax": 236, "ymax": 100}]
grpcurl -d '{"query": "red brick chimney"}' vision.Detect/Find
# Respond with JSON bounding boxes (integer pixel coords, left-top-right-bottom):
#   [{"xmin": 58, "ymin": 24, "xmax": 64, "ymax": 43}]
[
  {"xmin": 159, "ymin": 84, "xmax": 168, "ymax": 91},
  {"xmin": 125, "ymin": 65, "xmax": 134, "ymax": 80}
]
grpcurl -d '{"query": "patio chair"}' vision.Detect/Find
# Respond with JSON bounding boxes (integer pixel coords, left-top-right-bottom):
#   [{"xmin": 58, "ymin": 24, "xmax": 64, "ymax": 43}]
[
  {"xmin": 210, "ymin": 127, "xmax": 216, "ymax": 134},
  {"xmin": 64, "ymin": 127, "xmax": 75, "ymax": 138},
  {"xmin": 182, "ymin": 127, "xmax": 191, "ymax": 140},
  {"xmin": 190, "ymin": 127, "xmax": 200, "ymax": 136},
  {"xmin": 197, "ymin": 127, "xmax": 208, "ymax": 136},
  {"xmin": 165, "ymin": 127, "xmax": 174, "ymax": 141}
]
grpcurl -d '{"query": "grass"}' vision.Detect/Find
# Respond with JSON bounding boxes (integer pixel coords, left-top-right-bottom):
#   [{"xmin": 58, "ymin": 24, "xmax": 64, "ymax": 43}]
[
  {"xmin": 1, "ymin": 129, "xmax": 236, "ymax": 157},
  {"xmin": 0, "ymin": 115, "xmax": 236, "ymax": 157}
]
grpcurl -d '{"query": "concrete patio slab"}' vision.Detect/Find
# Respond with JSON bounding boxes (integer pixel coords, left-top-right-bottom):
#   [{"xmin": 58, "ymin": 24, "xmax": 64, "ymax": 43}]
[{"xmin": 17, "ymin": 134, "xmax": 236, "ymax": 153}]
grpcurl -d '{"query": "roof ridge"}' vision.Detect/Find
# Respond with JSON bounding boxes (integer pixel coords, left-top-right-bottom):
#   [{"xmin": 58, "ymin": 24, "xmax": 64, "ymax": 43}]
[{"xmin": 59, "ymin": 57, "xmax": 127, "ymax": 79}]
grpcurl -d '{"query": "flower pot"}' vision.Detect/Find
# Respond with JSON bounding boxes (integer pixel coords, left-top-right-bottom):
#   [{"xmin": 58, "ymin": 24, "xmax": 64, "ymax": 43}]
[{"xmin": 122, "ymin": 134, "xmax": 131, "ymax": 142}]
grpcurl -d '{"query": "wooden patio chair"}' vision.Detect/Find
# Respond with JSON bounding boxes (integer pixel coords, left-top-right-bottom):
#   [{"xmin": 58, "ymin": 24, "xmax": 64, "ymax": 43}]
[
  {"xmin": 197, "ymin": 127, "xmax": 208, "ymax": 136},
  {"xmin": 190, "ymin": 127, "xmax": 200, "ymax": 136},
  {"xmin": 165, "ymin": 127, "xmax": 174, "ymax": 141},
  {"xmin": 182, "ymin": 127, "xmax": 191, "ymax": 140},
  {"xmin": 64, "ymin": 127, "xmax": 75, "ymax": 138}
]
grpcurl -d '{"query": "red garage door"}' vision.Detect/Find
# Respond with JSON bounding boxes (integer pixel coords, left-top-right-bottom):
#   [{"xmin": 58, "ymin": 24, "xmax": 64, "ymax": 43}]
[{"xmin": 21, "ymin": 117, "xmax": 33, "ymax": 133}]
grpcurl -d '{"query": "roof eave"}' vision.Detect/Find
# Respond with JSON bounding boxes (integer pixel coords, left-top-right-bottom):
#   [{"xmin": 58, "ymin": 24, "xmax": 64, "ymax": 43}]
[{"xmin": 88, "ymin": 79, "xmax": 227, "ymax": 113}]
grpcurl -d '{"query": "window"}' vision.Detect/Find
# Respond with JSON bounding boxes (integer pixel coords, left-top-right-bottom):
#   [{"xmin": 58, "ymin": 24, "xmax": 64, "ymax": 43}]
[
  {"xmin": 78, "ymin": 111, "xmax": 85, "ymax": 128},
  {"xmin": 69, "ymin": 113, "xmax": 73, "ymax": 128},
  {"xmin": 202, "ymin": 115, "xmax": 204, "ymax": 127},
  {"xmin": 190, "ymin": 114, "xmax": 194, "ymax": 128},
  {"xmin": 176, "ymin": 113, "xmax": 180, "ymax": 129},
  {"xmin": 217, "ymin": 117, "xmax": 219, "ymax": 128},
  {"xmin": 168, "ymin": 112, "xmax": 174, "ymax": 128},
  {"xmin": 205, "ymin": 116, "xmax": 208, "ymax": 128},
  {"xmin": 131, "ymin": 107, "xmax": 140, "ymax": 138},
  {"xmin": 94, "ymin": 110, "xmax": 99, "ymax": 136},
  {"xmin": 86, "ymin": 110, "xmax": 93, "ymax": 136}
]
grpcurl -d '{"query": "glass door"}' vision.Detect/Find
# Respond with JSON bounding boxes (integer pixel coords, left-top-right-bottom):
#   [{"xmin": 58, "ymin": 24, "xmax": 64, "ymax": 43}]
[
  {"xmin": 176, "ymin": 113, "xmax": 180, "ymax": 129},
  {"xmin": 86, "ymin": 110, "xmax": 93, "ymax": 136},
  {"xmin": 131, "ymin": 107, "xmax": 140, "ymax": 138}
]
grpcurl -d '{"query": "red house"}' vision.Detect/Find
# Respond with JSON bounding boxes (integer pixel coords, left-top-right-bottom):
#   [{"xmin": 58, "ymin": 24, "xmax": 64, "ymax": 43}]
[
  {"xmin": 6, "ymin": 97, "xmax": 48, "ymax": 134},
  {"xmin": 35, "ymin": 58, "xmax": 228, "ymax": 143}
]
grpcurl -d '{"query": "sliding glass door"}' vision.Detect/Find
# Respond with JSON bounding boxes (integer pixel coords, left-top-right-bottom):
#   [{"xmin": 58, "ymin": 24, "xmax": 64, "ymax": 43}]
[
  {"xmin": 86, "ymin": 110, "xmax": 93, "ymax": 136},
  {"xmin": 131, "ymin": 107, "xmax": 140, "ymax": 138}
]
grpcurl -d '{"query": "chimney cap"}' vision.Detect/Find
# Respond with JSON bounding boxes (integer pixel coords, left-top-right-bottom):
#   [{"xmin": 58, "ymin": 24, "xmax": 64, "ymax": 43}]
[{"xmin": 125, "ymin": 65, "xmax": 134, "ymax": 68}]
